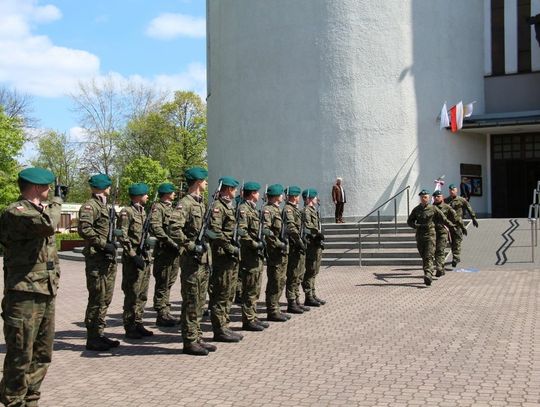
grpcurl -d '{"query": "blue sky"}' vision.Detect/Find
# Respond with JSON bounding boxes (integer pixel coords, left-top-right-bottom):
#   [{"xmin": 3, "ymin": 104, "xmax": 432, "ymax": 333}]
[{"xmin": 0, "ymin": 0, "xmax": 206, "ymax": 160}]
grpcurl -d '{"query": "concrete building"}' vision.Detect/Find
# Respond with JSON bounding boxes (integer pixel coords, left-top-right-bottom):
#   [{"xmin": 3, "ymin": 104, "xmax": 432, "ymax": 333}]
[{"xmin": 206, "ymin": 0, "xmax": 540, "ymax": 219}]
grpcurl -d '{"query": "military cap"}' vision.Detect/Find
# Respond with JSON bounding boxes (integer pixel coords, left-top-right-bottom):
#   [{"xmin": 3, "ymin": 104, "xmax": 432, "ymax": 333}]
[
  {"xmin": 185, "ymin": 167, "xmax": 208, "ymax": 181},
  {"xmin": 448, "ymin": 184, "xmax": 457, "ymax": 189},
  {"xmin": 302, "ymin": 188, "xmax": 318, "ymax": 198},
  {"xmin": 267, "ymin": 184, "xmax": 284, "ymax": 196},
  {"xmin": 243, "ymin": 181, "xmax": 261, "ymax": 192},
  {"xmin": 418, "ymin": 189, "xmax": 430, "ymax": 196},
  {"xmin": 89, "ymin": 174, "xmax": 112, "ymax": 189},
  {"xmin": 18, "ymin": 167, "xmax": 55, "ymax": 185},
  {"xmin": 128, "ymin": 183, "xmax": 149, "ymax": 196},
  {"xmin": 219, "ymin": 176, "xmax": 239, "ymax": 188},
  {"xmin": 158, "ymin": 182, "xmax": 176, "ymax": 194},
  {"xmin": 285, "ymin": 186, "xmax": 302, "ymax": 196},
  {"xmin": 432, "ymin": 190, "xmax": 443, "ymax": 197}
]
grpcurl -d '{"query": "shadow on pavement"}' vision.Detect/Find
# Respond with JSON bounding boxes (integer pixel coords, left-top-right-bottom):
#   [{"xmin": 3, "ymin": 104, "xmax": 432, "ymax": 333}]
[{"xmin": 355, "ymin": 272, "xmax": 427, "ymax": 289}]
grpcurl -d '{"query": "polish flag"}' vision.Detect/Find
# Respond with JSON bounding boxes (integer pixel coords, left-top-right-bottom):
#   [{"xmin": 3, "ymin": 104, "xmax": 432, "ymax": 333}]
[
  {"xmin": 440, "ymin": 102, "xmax": 450, "ymax": 130},
  {"xmin": 450, "ymin": 101, "xmax": 463, "ymax": 133}
]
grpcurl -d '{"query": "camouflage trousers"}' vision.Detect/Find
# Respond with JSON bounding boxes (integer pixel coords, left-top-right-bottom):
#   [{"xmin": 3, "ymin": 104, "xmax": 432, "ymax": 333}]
[
  {"xmin": 121, "ymin": 256, "xmax": 151, "ymax": 330},
  {"xmin": 434, "ymin": 229, "xmax": 449, "ymax": 273},
  {"xmin": 0, "ymin": 291, "xmax": 55, "ymax": 407},
  {"xmin": 450, "ymin": 229, "xmax": 463, "ymax": 264},
  {"xmin": 265, "ymin": 248, "xmax": 288, "ymax": 316},
  {"xmin": 415, "ymin": 231, "xmax": 436, "ymax": 277},
  {"xmin": 240, "ymin": 248, "xmax": 263, "ymax": 323},
  {"xmin": 208, "ymin": 253, "xmax": 239, "ymax": 333},
  {"xmin": 179, "ymin": 254, "xmax": 209, "ymax": 345},
  {"xmin": 84, "ymin": 254, "xmax": 117, "ymax": 338},
  {"xmin": 286, "ymin": 247, "xmax": 306, "ymax": 301},
  {"xmin": 152, "ymin": 247, "xmax": 180, "ymax": 317},
  {"xmin": 302, "ymin": 245, "xmax": 322, "ymax": 299}
]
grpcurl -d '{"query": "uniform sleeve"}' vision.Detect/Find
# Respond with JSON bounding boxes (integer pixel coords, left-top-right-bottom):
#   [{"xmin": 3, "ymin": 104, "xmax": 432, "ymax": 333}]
[
  {"xmin": 304, "ymin": 208, "xmax": 319, "ymax": 235},
  {"xmin": 448, "ymin": 207, "xmax": 463, "ymax": 229},
  {"xmin": 434, "ymin": 207, "xmax": 455, "ymax": 230},
  {"xmin": 169, "ymin": 206, "xmax": 188, "ymax": 247},
  {"xmin": 463, "ymin": 199, "xmax": 477, "ymax": 220},
  {"xmin": 263, "ymin": 208, "xmax": 279, "ymax": 249},
  {"xmin": 407, "ymin": 208, "xmax": 417, "ymax": 229},
  {"xmin": 117, "ymin": 208, "xmax": 135, "ymax": 257},
  {"xmin": 0, "ymin": 199, "xmax": 61, "ymax": 243},
  {"xmin": 78, "ymin": 203, "xmax": 107, "ymax": 249},
  {"xmin": 208, "ymin": 204, "xmax": 233, "ymax": 251},
  {"xmin": 284, "ymin": 208, "xmax": 301, "ymax": 246},
  {"xmin": 239, "ymin": 208, "xmax": 258, "ymax": 248}
]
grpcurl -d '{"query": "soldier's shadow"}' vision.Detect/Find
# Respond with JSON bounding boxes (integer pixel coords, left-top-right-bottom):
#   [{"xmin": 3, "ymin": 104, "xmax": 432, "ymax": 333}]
[{"xmin": 355, "ymin": 272, "xmax": 428, "ymax": 289}]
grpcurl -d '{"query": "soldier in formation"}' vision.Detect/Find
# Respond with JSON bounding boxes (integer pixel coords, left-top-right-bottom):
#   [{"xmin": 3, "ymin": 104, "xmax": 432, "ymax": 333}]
[{"xmin": 431, "ymin": 190, "xmax": 460, "ymax": 278}]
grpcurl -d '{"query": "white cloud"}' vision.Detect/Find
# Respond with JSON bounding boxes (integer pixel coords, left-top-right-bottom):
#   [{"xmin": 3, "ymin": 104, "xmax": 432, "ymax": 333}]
[
  {"xmin": 0, "ymin": 0, "xmax": 100, "ymax": 97},
  {"xmin": 153, "ymin": 63, "xmax": 207, "ymax": 97},
  {"xmin": 68, "ymin": 126, "xmax": 89, "ymax": 143},
  {"xmin": 146, "ymin": 13, "xmax": 206, "ymax": 40}
]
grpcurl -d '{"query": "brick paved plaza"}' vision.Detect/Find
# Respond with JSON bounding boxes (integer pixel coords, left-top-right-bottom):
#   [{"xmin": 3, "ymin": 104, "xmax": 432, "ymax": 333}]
[{"xmin": 1, "ymin": 219, "xmax": 539, "ymax": 406}]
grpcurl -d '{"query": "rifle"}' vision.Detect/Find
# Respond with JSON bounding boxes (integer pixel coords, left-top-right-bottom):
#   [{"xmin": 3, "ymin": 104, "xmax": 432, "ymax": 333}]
[
  {"xmin": 137, "ymin": 190, "xmax": 159, "ymax": 258},
  {"xmin": 194, "ymin": 180, "xmax": 222, "ymax": 262},
  {"xmin": 106, "ymin": 177, "xmax": 120, "ymax": 261},
  {"xmin": 256, "ymin": 184, "xmax": 268, "ymax": 257},
  {"xmin": 316, "ymin": 198, "xmax": 325, "ymax": 249},
  {"xmin": 231, "ymin": 180, "xmax": 244, "ymax": 261},
  {"xmin": 279, "ymin": 186, "xmax": 290, "ymax": 254}
]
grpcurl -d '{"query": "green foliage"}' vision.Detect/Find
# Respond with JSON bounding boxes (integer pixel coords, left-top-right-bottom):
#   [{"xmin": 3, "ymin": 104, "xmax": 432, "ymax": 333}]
[
  {"xmin": 120, "ymin": 157, "xmax": 169, "ymax": 204},
  {"xmin": 55, "ymin": 232, "xmax": 82, "ymax": 250},
  {"xmin": 0, "ymin": 107, "xmax": 24, "ymax": 211}
]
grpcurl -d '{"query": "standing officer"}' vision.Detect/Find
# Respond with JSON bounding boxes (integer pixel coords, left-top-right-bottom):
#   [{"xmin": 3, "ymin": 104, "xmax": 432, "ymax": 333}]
[
  {"xmin": 331, "ymin": 177, "xmax": 347, "ymax": 223},
  {"xmin": 0, "ymin": 168, "xmax": 63, "ymax": 407},
  {"xmin": 432, "ymin": 190, "xmax": 460, "ymax": 278},
  {"xmin": 302, "ymin": 189, "xmax": 326, "ymax": 306},
  {"xmin": 117, "ymin": 183, "xmax": 154, "ymax": 339},
  {"xmin": 207, "ymin": 176, "xmax": 244, "ymax": 342},
  {"xmin": 169, "ymin": 167, "xmax": 217, "ymax": 355},
  {"xmin": 283, "ymin": 186, "xmax": 308, "ymax": 314},
  {"xmin": 78, "ymin": 174, "xmax": 120, "ymax": 351},
  {"xmin": 408, "ymin": 189, "xmax": 456, "ymax": 286},
  {"xmin": 150, "ymin": 182, "xmax": 180, "ymax": 327},
  {"xmin": 237, "ymin": 182, "xmax": 269, "ymax": 331},
  {"xmin": 445, "ymin": 184, "xmax": 479, "ymax": 267},
  {"xmin": 263, "ymin": 184, "xmax": 290, "ymax": 322}
]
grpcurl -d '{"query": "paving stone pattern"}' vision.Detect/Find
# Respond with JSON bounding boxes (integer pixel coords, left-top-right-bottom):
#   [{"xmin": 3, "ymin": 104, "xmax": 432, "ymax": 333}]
[{"xmin": 0, "ymin": 219, "xmax": 539, "ymax": 406}]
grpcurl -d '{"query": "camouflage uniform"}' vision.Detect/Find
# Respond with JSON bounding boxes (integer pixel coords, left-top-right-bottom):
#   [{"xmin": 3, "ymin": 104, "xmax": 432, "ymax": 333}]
[
  {"xmin": 0, "ymin": 196, "xmax": 62, "ymax": 407},
  {"xmin": 302, "ymin": 205, "xmax": 324, "ymax": 302},
  {"xmin": 238, "ymin": 200, "xmax": 264, "ymax": 324},
  {"xmin": 117, "ymin": 203, "xmax": 151, "ymax": 332},
  {"xmin": 263, "ymin": 202, "xmax": 289, "ymax": 318},
  {"xmin": 445, "ymin": 195, "xmax": 477, "ymax": 265},
  {"xmin": 78, "ymin": 195, "xmax": 117, "ymax": 340},
  {"xmin": 407, "ymin": 203, "xmax": 455, "ymax": 283},
  {"xmin": 169, "ymin": 194, "xmax": 210, "ymax": 346},
  {"xmin": 150, "ymin": 201, "xmax": 180, "ymax": 321},
  {"xmin": 433, "ymin": 202, "xmax": 460, "ymax": 276},
  {"xmin": 284, "ymin": 202, "xmax": 306, "ymax": 307},
  {"xmin": 207, "ymin": 197, "xmax": 240, "ymax": 334}
]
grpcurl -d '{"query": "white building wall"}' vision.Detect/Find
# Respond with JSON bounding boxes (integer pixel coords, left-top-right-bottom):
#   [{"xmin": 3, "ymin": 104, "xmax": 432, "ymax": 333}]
[{"xmin": 207, "ymin": 0, "xmax": 488, "ymax": 218}]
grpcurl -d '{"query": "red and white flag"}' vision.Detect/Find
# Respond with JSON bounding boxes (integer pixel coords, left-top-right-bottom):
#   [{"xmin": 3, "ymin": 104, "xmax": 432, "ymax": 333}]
[
  {"xmin": 450, "ymin": 101, "xmax": 463, "ymax": 132},
  {"xmin": 440, "ymin": 102, "xmax": 450, "ymax": 130}
]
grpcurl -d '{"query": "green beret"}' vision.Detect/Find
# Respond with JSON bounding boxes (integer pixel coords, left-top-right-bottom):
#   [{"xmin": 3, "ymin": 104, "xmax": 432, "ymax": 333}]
[
  {"xmin": 219, "ymin": 176, "xmax": 239, "ymax": 188},
  {"xmin": 432, "ymin": 190, "xmax": 443, "ymax": 197},
  {"xmin": 243, "ymin": 181, "xmax": 261, "ymax": 192},
  {"xmin": 448, "ymin": 184, "xmax": 457, "ymax": 189},
  {"xmin": 285, "ymin": 186, "xmax": 302, "ymax": 196},
  {"xmin": 418, "ymin": 189, "xmax": 430, "ymax": 196},
  {"xmin": 302, "ymin": 188, "xmax": 318, "ymax": 198},
  {"xmin": 184, "ymin": 167, "xmax": 208, "ymax": 181},
  {"xmin": 128, "ymin": 183, "xmax": 149, "ymax": 196},
  {"xmin": 267, "ymin": 184, "xmax": 284, "ymax": 196},
  {"xmin": 89, "ymin": 174, "xmax": 112, "ymax": 190},
  {"xmin": 18, "ymin": 167, "xmax": 55, "ymax": 185},
  {"xmin": 158, "ymin": 182, "xmax": 176, "ymax": 194}
]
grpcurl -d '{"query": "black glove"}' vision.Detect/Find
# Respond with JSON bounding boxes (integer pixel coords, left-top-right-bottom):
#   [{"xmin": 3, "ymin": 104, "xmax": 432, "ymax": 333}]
[
  {"xmin": 461, "ymin": 227, "xmax": 468, "ymax": 236},
  {"xmin": 297, "ymin": 240, "xmax": 306, "ymax": 251},
  {"xmin": 132, "ymin": 255, "xmax": 145, "ymax": 270},
  {"xmin": 103, "ymin": 243, "xmax": 116, "ymax": 256},
  {"xmin": 167, "ymin": 240, "xmax": 179, "ymax": 252},
  {"xmin": 54, "ymin": 184, "xmax": 69, "ymax": 200},
  {"xmin": 472, "ymin": 219, "xmax": 479, "ymax": 228}
]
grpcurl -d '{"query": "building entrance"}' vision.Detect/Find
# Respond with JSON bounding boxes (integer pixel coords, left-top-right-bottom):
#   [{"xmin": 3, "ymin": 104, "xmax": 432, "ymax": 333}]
[{"xmin": 491, "ymin": 134, "xmax": 540, "ymax": 217}]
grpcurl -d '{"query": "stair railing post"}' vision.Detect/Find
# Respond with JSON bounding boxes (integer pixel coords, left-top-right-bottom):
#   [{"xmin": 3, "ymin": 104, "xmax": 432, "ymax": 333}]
[
  {"xmin": 377, "ymin": 210, "xmax": 381, "ymax": 247},
  {"xmin": 394, "ymin": 199, "xmax": 397, "ymax": 234},
  {"xmin": 406, "ymin": 188, "xmax": 410, "ymax": 216},
  {"xmin": 358, "ymin": 224, "xmax": 362, "ymax": 266}
]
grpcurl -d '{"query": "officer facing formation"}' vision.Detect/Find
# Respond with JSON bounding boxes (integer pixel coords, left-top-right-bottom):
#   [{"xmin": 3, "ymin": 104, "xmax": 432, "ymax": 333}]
[
  {"xmin": 117, "ymin": 183, "xmax": 154, "ymax": 339},
  {"xmin": 408, "ymin": 189, "xmax": 456, "ymax": 286},
  {"xmin": 150, "ymin": 182, "xmax": 181, "ymax": 327},
  {"xmin": 445, "ymin": 184, "xmax": 479, "ymax": 267},
  {"xmin": 0, "ymin": 168, "xmax": 63, "ymax": 407},
  {"xmin": 78, "ymin": 174, "xmax": 121, "ymax": 351}
]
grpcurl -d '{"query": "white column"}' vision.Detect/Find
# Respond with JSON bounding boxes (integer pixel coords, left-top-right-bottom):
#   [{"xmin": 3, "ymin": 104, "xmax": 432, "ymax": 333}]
[
  {"xmin": 532, "ymin": 0, "xmax": 540, "ymax": 71},
  {"xmin": 484, "ymin": 0, "xmax": 492, "ymax": 75},
  {"xmin": 504, "ymin": 0, "xmax": 518, "ymax": 74}
]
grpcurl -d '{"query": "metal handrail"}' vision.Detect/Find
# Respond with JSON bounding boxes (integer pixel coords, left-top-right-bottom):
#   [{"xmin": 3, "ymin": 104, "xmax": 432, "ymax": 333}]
[
  {"xmin": 527, "ymin": 181, "xmax": 540, "ymax": 262},
  {"xmin": 358, "ymin": 185, "xmax": 410, "ymax": 266}
]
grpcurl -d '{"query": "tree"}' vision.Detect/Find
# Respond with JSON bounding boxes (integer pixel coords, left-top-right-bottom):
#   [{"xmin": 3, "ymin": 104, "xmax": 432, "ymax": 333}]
[
  {"xmin": 0, "ymin": 107, "xmax": 25, "ymax": 211},
  {"xmin": 0, "ymin": 86, "xmax": 36, "ymax": 128},
  {"xmin": 120, "ymin": 157, "xmax": 169, "ymax": 204},
  {"xmin": 31, "ymin": 131, "xmax": 83, "ymax": 203}
]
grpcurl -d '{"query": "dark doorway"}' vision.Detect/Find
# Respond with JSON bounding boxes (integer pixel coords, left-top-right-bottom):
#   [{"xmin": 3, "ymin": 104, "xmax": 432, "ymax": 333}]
[{"xmin": 491, "ymin": 134, "xmax": 540, "ymax": 217}]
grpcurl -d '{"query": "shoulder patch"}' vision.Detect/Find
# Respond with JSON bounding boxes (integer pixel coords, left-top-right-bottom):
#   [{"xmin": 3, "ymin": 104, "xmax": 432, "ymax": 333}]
[
  {"xmin": 264, "ymin": 210, "xmax": 270, "ymax": 214},
  {"xmin": 213, "ymin": 208, "xmax": 220, "ymax": 213},
  {"xmin": 16, "ymin": 206, "xmax": 25, "ymax": 211},
  {"xmin": 177, "ymin": 205, "xmax": 183, "ymax": 209},
  {"xmin": 287, "ymin": 209, "xmax": 292, "ymax": 213},
  {"xmin": 121, "ymin": 213, "xmax": 128, "ymax": 217},
  {"xmin": 240, "ymin": 210, "xmax": 245, "ymax": 214},
  {"xmin": 84, "ymin": 205, "xmax": 92, "ymax": 210}
]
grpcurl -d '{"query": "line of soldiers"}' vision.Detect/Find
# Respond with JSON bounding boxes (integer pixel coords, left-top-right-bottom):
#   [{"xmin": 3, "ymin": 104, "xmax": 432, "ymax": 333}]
[{"xmin": 407, "ymin": 185, "xmax": 478, "ymax": 286}]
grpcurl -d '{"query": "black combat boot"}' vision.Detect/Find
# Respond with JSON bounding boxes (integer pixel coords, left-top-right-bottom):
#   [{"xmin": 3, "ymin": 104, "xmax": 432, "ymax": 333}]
[
  {"xmin": 267, "ymin": 313, "xmax": 288, "ymax": 322},
  {"xmin": 213, "ymin": 330, "xmax": 241, "ymax": 343},
  {"xmin": 224, "ymin": 328, "xmax": 244, "ymax": 340},
  {"xmin": 198, "ymin": 339, "xmax": 217, "ymax": 352},
  {"xmin": 125, "ymin": 326, "xmax": 143, "ymax": 339},
  {"xmin": 183, "ymin": 342, "xmax": 209, "ymax": 356},
  {"xmin": 297, "ymin": 299, "xmax": 310, "ymax": 311},
  {"xmin": 242, "ymin": 320, "xmax": 264, "ymax": 331},
  {"xmin": 100, "ymin": 335, "xmax": 120, "ymax": 347},
  {"xmin": 313, "ymin": 295, "xmax": 326, "ymax": 305},
  {"xmin": 156, "ymin": 313, "xmax": 177, "ymax": 327},
  {"xmin": 254, "ymin": 319, "xmax": 270, "ymax": 329},
  {"xmin": 304, "ymin": 297, "xmax": 320, "ymax": 307},
  {"xmin": 424, "ymin": 275, "xmax": 432, "ymax": 286},
  {"xmin": 287, "ymin": 299, "xmax": 304, "ymax": 314},
  {"xmin": 136, "ymin": 323, "xmax": 154, "ymax": 336},
  {"xmin": 86, "ymin": 336, "xmax": 110, "ymax": 351},
  {"xmin": 234, "ymin": 291, "xmax": 242, "ymax": 305}
]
